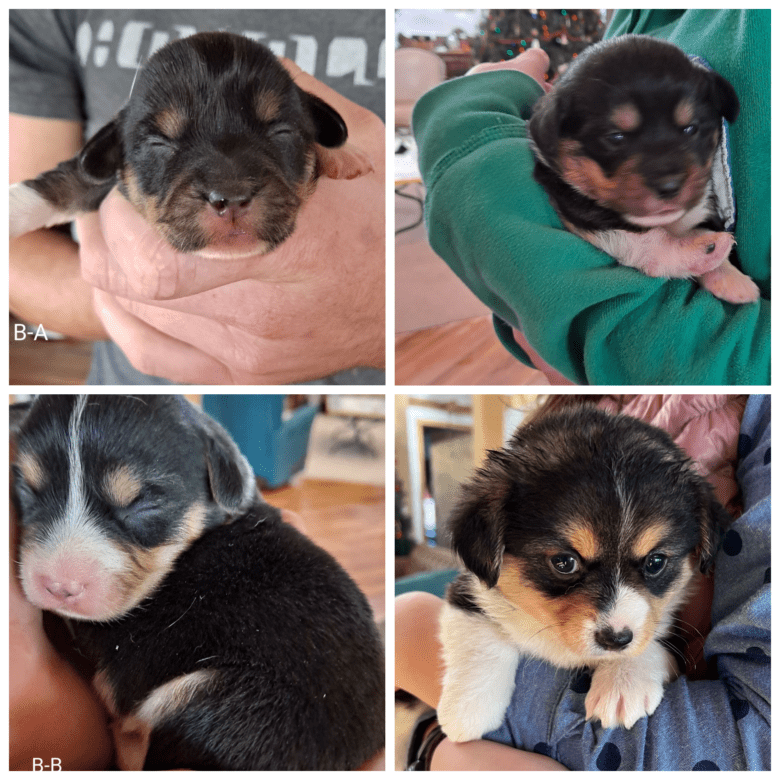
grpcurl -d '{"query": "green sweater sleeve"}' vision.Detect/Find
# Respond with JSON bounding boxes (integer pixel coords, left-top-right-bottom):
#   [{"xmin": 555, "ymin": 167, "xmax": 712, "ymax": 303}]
[{"xmin": 412, "ymin": 13, "xmax": 769, "ymax": 385}]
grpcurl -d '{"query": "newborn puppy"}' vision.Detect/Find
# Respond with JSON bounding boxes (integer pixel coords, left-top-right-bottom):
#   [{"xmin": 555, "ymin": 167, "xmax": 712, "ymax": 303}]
[
  {"xmin": 438, "ymin": 406, "xmax": 729, "ymax": 741},
  {"xmin": 10, "ymin": 32, "xmax": 373, "ymax": 259},
  {"xmin": 12, "ymin": 395, "xmax": 384, "ymax": 770},
  {"xmin": 529, "ymin": 34, "xmax": 759, "ymax": 303}
]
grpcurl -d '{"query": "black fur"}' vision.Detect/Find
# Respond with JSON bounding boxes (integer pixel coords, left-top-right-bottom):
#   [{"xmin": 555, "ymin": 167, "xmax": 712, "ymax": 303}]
[
  {"xmin": 529, "ymin": 34, "xmax": 738, "ymax": 235},
  {"xmin": 17, "ymin": 32, "xmax": 353, "ymax": 254},
  {"xmin": 74, "ymin": 506, "xmax": 385, "ymax": 770},
  {"xmin": 11, "ymin": 395, "xmax": 384, "ymax": 770},
  {"xmin": 448, "ymin": 406, "xmax": 727, "ymax": 597}
]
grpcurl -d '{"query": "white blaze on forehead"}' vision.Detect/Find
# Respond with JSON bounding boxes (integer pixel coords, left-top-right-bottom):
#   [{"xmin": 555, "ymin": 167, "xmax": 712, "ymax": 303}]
[
  {"xmin": 66, "ymin": 395, "xmax": 90, "ymax": 530},
  {"xmin": 35, "ymin": 395, "xmax": 123, "ymax": 572}
]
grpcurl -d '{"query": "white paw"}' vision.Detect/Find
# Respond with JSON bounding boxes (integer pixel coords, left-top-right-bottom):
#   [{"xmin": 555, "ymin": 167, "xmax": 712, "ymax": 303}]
[
  {"xmin": 9, "ymin": 183, "xmax": 69, "ymax": 238},
  {"xmin": 585, "ymin": 645, "xmax": 676, "ymax": 729},
  {"xmin": 437, "ymin": 702, "xmax": 487, "ymax": 743},
  {"xmin": 699, "ymin": 261, "xmax": 761, "ymax": 304}
]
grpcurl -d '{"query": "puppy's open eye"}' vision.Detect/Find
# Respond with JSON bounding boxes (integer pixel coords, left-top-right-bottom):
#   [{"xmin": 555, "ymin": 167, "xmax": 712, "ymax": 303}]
[
  {"xmin": 550, "ymin": 553, "xmax": 579, "ymax": 576},
  {"xmin": 644, "ymin": 553, "xmax": 668, "ymax": 577},
  {"xmin": 682, "ymin": 124, "xmax": 699, "ymax": 137},
  {"xmin": 604, "ymin": 131, "xmax": 626, "ymax": 145}
]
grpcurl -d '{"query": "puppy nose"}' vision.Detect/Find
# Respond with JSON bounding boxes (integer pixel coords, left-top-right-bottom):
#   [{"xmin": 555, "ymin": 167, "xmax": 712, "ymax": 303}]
[
  {"xmin": 42, "ymin": 576, "xmax": 86, "ymax": 602},
  {"xmin": 653, "ymin": 176, "xmax": 684, "ymax": 199},
  {"xmin": 595, "ymin": 626, "xmax": 634, "ymax": 651},
  {"xmin": 207, "ymin": 190, "xmax": 252, "ymax": 218}
]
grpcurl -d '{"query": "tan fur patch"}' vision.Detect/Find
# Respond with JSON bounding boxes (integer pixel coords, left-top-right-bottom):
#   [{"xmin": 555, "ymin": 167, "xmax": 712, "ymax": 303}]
[
  {"xmin": 103, "ymin": 465, "xmax": 142, "ymax": 508},
  {"xmin": 121, "ymin": 168, "xmax": 157, "ymax": 223},
  {"xmin": 17, "ymin": 451, "xmax": 46, "ymax": 490},
  {"xmin": 154, "ymin": 108, "xmax": 186, "ymax": 139},
  {"xmin": 255, "ymin": 89, "xmax": 282, "ymax": 123},
  {"xmin": 117, "ymin": 502, "xmax": 208, "ymax": 610},
  {"xmin": 630, "ymin": 522, "xmax": 670, "ymax": 560},
  {"xmin": 673, "ymin": 99, "xmax": 695, "ymax": 128},
  {"xmin": 564, "ymin": 522, "xmax": 599, "ymax": 560},
  {"xmin": 610, "ymin": 103, "xmax": 641, "ymax": 132},
  {"xmin": 558, "ymin": 140, "xmax": 712, "ymax": 215},
  {"xmin": 638, "ymin": 556, "xmax": 696, "ymax": 652},
  {"xmin": 498, "ymin": 555, "xmax": 597, "ymax": 656}
]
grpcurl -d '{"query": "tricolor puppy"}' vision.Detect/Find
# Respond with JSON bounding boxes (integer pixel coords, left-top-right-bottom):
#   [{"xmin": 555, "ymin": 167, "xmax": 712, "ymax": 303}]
[
  {"xmin": 10, "ymin": 32, "xmax": 372, "ymax": 258},
  {"xmin": 438, "ymin": 406, "xmax": 728, "ymax": 741},
  {"xmin": 12, "ymin": 395, "xmax": 384, "ymax": 770},
  {"xmin": 529, "ymin": 34, "xmax": 759, "ymax": 304}
]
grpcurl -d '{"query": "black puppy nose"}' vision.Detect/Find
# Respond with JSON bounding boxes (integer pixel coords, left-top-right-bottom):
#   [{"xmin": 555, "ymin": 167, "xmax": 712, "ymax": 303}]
[
  {"xmin": 595, "ymin": 627, "xmax": 634, "ymax": 651},
  {"xmin": 207, "ymin": 191, "xmax": 252, "ymax": 217},
  {"xmin": 653, "ymin": 177, "xmax": 684, "ymax": 199}
]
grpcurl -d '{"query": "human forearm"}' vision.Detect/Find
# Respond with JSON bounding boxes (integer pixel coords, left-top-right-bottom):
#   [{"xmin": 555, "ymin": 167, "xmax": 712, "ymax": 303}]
[{"xmin": 10, "ymin": 230, "xmax": 108, "ymax": 340}]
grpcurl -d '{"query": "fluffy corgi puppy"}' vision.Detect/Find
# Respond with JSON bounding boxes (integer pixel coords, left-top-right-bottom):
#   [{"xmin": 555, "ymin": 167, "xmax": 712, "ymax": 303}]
[{"xmin": 439, "ymin": 406, "xmax": 728, "ymax": 740}]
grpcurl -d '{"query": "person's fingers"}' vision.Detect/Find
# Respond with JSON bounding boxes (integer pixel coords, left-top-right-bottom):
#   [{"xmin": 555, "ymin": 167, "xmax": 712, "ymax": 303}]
[
  {"xmin": 278, "ymin": 57, "xmax": 385, "ymax": 161},
  {"xmin": 468, "ymin": 48, "xmax": 552, "ymax": 92},
  {"xmin": 92, "ymin": 288, "xmax": 234, "ymax": 383}
]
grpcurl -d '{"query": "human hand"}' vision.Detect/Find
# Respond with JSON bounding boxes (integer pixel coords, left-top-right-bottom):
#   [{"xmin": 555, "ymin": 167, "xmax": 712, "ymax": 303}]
[
  {"xmin": 468, "ymin": 48, "xmax": 552, "ymax": 93},
  {"xmin": 76, "ymin": 61, "xmax": 385, "ymax": 384}
]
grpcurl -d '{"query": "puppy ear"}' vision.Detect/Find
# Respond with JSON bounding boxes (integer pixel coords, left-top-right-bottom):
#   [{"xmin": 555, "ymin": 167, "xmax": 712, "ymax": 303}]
[
  {"xmin": 448, "ymin": 464, "xmax": 510, "ymax": 588},
  {"xmin": 186, "ymin": 405, "xmax": 258, "ymax": 514},
  {"xmin": 303, "ymin": 91, "xmax": 348, "ymax": 148},
  {"xmin": 79, "ymin": 117, "xmax": 124, "ymax": 182},
  {"xmin": 697, "ymin": 490, "xmax": 731, "ymax": 574},
  {"xmin": 528, "ymin": 90, "xmax": 569, "ymax": 167},
  {"xmin": 709, "ymin": 71, "xmax": 740, "ymax": 124}
]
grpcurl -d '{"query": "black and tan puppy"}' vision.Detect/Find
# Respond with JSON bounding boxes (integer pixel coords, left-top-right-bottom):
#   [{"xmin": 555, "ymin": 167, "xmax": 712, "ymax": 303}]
[
  {"xmin": 11, "ymin": 395, "xmax": 384, "ymax": 770},
  {"xmin": 438, "ymin": 406, "xmax": 729, "ymax": 740},
  {"xmin": 10, "ymin": 32, "xmax": 372, "ymax": 258},
  {"xmin": 529, "ymin": 34, "xmax": 758, "ymax": 303}
]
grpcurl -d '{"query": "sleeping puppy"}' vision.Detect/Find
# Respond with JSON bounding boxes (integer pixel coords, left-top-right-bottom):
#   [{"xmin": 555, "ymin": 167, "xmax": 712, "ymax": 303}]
[
  {"xmin": 529, "ymin": 34, "xmax": 759, "ymax": 304},
  {"xmin": 9, "ymin": 32, "xmax": 372, "ymax": 259},
  {"xmin": 11, "ymin": 395, "xmax": 384, "ymax": 770},
  {"xmin": 438, "ymin": 406, "xmax": 729, "ymax": 741}
]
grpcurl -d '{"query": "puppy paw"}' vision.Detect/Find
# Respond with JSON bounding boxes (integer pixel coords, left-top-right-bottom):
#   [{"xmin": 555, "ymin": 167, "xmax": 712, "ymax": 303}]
[
  {"xmin": 436, "ymin": 699, "xmax": 489, "ymax": 742},
  {"xmin": 683, "ymin": 230, "xmax": 736, "ymax": 275},
  {"xmin": 699, "ymin": 260, "xmax": 761, "ymax": 304},
  {"xmin": 585, "ymin": 644, "xmax": 676, "ymax": 729}
]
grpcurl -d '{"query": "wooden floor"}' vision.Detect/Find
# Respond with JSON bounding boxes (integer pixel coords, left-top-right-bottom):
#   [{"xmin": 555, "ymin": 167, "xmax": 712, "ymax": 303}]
[
  {"xmin": 266, "ymin": 479, "xmax": 385, "ymax": 622},
  {"xmin": 10, "ymin": 318, "xmax": 92, "ymax": 385},
  {"xmin": 395, "ymin": 315, "xmax": 549, "ymax": 386}
]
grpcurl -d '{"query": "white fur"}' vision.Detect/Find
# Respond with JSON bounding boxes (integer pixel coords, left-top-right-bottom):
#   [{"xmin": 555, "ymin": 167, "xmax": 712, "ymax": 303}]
[
  {"xmin": 441, "ymin": 569, "xmax": 693, "ymax": 736},
  {"xmin": 9, "ymin": 182, "xmax": 76, "ymax": 238},
  {"xmin": 585, "ymin": 639, "xmax": 677, "ymax": 729},
  {"xmin": 438, "ymin": 602, "xmax": 521, "ymax": 742}
]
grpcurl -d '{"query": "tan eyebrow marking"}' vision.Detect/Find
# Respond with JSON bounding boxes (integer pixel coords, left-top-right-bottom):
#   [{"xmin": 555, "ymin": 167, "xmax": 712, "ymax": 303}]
[
  {"xmin": 104, "ymin": 465, "xmax": 143, "ymax": 508},
  {"xmin": 17, "ymin": 452, "xmax": 47, "ymax": 491},
  {"xmin": 254, "ymin": 89, "xmax": 282, "ymax": 123},
  {"xmin": 154, "ymin": 108, "xmax": 187, "ymax": 139},
  {"xmin": 563, "ymin": 522, "xmax": 599, "ymax": 561},
  {"xmin": 610, "ymin": 103, "xmax": 642, "ymax": 132},
  {"xmin": 631, "ymin": 523, "xmax": 670, "ymax": 559},
  {"xmin": 674, "ymin": 99, "xmax": 695, "ymax": 128}
]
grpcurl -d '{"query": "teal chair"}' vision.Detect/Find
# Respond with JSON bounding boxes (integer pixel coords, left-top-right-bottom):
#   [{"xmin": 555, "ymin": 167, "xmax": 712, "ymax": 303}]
[{"xmin": 202, "ymin": 395, "xmax": 318, "ymax": 488}]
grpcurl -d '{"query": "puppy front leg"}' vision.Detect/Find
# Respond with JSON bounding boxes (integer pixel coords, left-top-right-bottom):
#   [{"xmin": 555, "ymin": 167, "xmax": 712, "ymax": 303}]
[
  {"xmin": 585, "ymin": 639, "xmax": 677, "ymax": 729},
  {"xmin": 698, "ymin": 258, "xmax": 761, "ymax": 304},
  {"xmin": 438, "ymin": 603, "xmax": 520, "ymax": 742},
  {"xmin": 581, "ymin": 226, "xmax": 734, "ymax": 278}
]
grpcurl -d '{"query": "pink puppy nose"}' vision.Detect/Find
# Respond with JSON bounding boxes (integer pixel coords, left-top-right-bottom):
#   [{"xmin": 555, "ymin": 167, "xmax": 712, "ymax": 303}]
[{"xmin": 40, "ymin": 575, "xmax": 86, "ymax": 602}]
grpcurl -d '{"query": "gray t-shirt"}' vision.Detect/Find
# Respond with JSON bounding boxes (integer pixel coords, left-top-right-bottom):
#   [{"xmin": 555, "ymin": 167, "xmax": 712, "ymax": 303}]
[{"xmin": 10, "ymin": 9, "xmax": 385, "ymax": 385}]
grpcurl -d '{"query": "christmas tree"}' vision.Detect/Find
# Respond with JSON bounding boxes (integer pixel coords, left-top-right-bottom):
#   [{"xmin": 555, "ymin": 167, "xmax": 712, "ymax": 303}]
[{"xmin": 477, "ymin": 10, "xmax": 605, "ymax": 82}]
